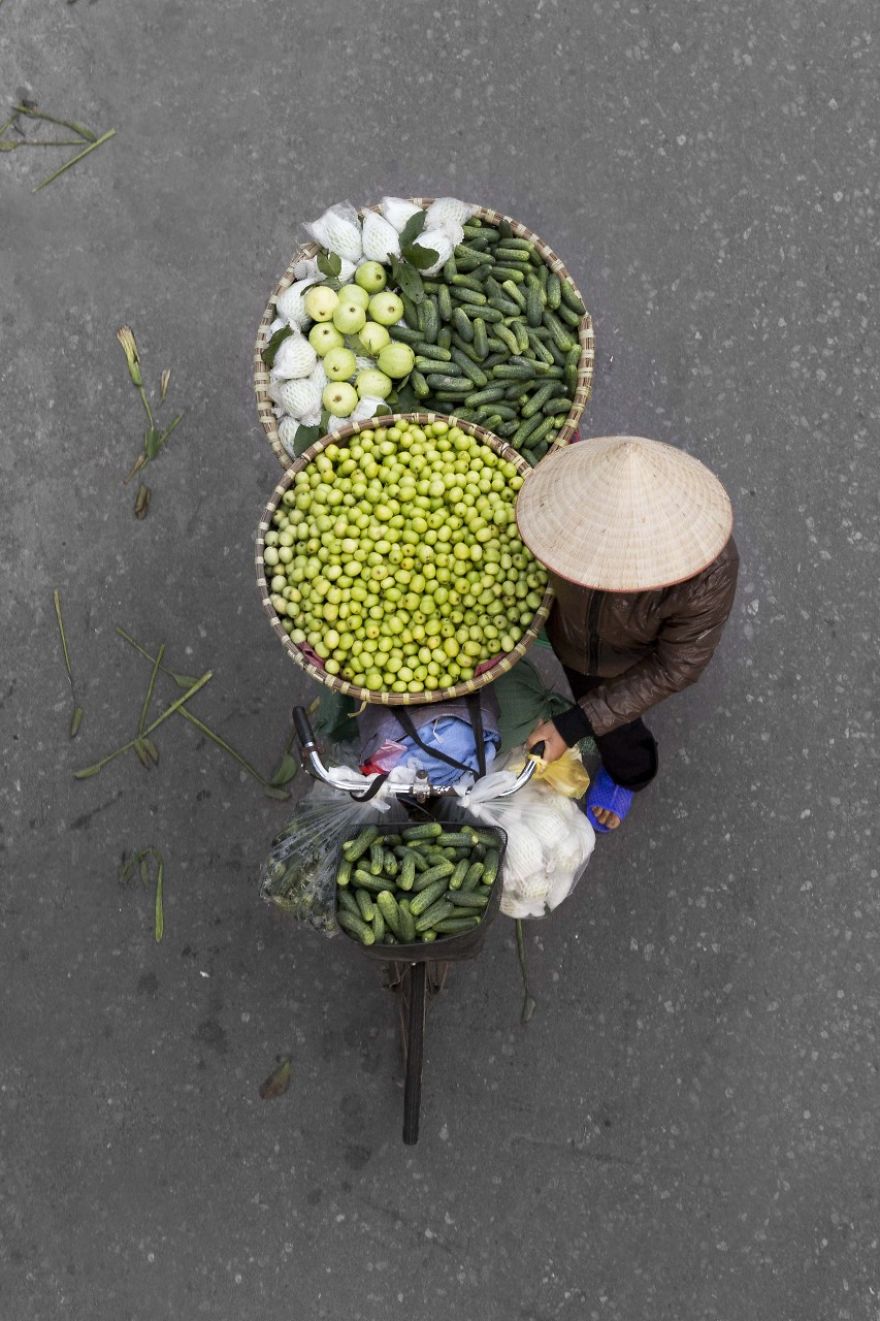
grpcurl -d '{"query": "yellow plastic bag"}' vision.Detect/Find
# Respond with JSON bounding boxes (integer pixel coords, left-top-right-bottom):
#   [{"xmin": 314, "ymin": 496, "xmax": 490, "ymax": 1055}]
[{"xmin": 508, "ymin": 746, "xmax": 591, "ymax": 798}]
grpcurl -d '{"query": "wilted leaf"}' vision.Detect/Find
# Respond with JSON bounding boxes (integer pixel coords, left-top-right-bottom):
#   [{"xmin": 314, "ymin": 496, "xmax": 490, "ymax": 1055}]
[
  {"xmin": 143, "ymin": 737, "xmax": 160, "ymax": 765},
  {"xmin": 403, "ymin": 243, "xmax": 439, "ymax": 271},
  {"xmin": 73, "ymin": 765, "xmax": 102, "ymax": 779},
  {"xmin": 154, "ymin": 857, "xmax": 164, "ymax": 942},
  {"xmin": 394, "ymin": 383, "xmax": 420, "ymax": 414},
  {"xmin": 69, "ymin": 706, "xmax": 84, "ymax": 738},
  {"xmin": 171, "ymin": 670, "xmax": 201, "ymax": 689},
  {"xmin": 521, "ymin": 994, "xmax": 537, "ymax": 1024},
  {"xmin": 139, "ymin": 855, "xmax": 151, "ymax": 885},
  {"xmin": 263, "ymin": 784, "xmax": 292, "ymax": 802},
  {"xmin": 160, "ymin": 369, "xmax": 171, "ymax": 403},
  {"xmin": 259, "ymin": 1056, "xmax": 292, "ymax": 1100},
  {"xmin": 134, "ymin": 483, "xmax": 151, "ymax": 519},
  {"xmin": 270, "ymin": 753, "xmax": 298, "ymax": 787},
  {"xmin": 261, "ymin": 324, "xmax": 293, "ymax": 368},
  {"xmin": 399, "ymin": 210, "xmax": 427, "ymax": 248},
  {"xmin": 134, "ymin": 739, "xmax": 152, "ymax": 769}
]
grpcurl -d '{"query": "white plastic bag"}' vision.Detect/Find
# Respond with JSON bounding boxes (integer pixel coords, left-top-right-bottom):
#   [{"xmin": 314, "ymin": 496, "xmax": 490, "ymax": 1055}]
[{"xmin": 450, "ymin": 770, "xmax": 595, "ymax": 919}]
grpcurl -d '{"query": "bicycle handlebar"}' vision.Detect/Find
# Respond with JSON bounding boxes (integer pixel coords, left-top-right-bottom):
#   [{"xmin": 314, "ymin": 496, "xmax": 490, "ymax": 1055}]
[{"xmin": 291, "ymin": 705, "xmax": 544, "ymax": 802}]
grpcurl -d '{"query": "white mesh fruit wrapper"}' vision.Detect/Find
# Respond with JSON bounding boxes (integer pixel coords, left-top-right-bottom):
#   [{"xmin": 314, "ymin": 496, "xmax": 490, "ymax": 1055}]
[
  {"xmin": 271, "ymin": 333, "xmax": 318, "ymax": 381},
  {"xmin": 379, "ymin": 196, "xmax": 424, "ymax": 233},
  {"xmin": 351, "ymin": 396, "xmax": 384, "ymax": 423},
  {"xmin": 425, "ymin": 197, "xmax": 478, "ymax": 231},
  {"xmin": 310, "ymin": 359, "xmax": 328, "ymax": 393},
  {"xmin": 305, "ymin": 202, "xmax": 363, "ymax": 264},
  {"xmin": 275, "ymin": 278, "xmax": 318, "ymax": 329},
  {"xmin": 272, "ymin": 376, "xmax": 322, "ymax": 419},
  {"xmin": 361, "ymin": 211, "xmax": 401, "ymax": 262},
  {"xmin": 278, "ymin": 416, "xmax": 300, "ymax": 457}
]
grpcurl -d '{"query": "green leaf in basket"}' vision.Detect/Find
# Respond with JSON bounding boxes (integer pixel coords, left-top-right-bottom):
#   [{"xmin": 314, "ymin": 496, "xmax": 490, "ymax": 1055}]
[
  {"xmin": 388, "ymin": 254, "xmax": 401, "ymax": 283},
  {"xmin": 319, "ymin": 408, "xmax": 331, "ymax": 432},
  {"xmin": 374, "ymin": 404, "xmax": 392, "ymax": 416},
  {"xmin": 403, "ymin": 243, "xmax": 439, "ymax": 272},
  {"xmin": 394, "ymin": 382, "xmax": 420, "ymax": 414},
  {"xmin": 261, "ymin": 324, "xmax": 293, "ymax": 368},
  {"xmin": 397, "ymin": 262, "xmax": 424, "ymax": 303},
  {"xmin": 270, "ymin": 753, "xmax": 299, "ymax": 787},
  {"xmin": 293, "ymin": 424, "xmax": 321, "ymax": 456},
  {"xmin": 399, "ymin": 210, "xmax": 427, "ymax": 248},
  {"xmin": 317, "ymin": 250, "xmax": 342, "ymax": 277}
]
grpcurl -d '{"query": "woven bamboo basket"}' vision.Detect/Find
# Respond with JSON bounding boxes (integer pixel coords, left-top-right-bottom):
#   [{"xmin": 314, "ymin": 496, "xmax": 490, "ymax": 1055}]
[
  {"xmin": 255, "ymin": 413, "xmax": 554, "ymax": 706},
  {"xmin": 253, "ymin": 198, "xmax": 595, "ymax": 469}
]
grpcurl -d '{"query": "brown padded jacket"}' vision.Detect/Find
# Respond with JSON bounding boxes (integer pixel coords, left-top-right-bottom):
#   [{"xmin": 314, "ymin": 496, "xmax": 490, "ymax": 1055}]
[{"xmin": 546, "ymin": 537, "xmax": 739, "ymax": 738}]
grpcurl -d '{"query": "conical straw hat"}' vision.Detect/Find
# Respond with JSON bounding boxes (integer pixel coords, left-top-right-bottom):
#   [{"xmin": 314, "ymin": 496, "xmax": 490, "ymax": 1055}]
[{"xmin": 516, "ymin": 436, "xmax": 733, "ymax": 590}]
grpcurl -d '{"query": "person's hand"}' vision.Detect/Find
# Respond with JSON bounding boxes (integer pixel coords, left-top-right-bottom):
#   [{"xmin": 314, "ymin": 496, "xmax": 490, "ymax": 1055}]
[{"xmin": 526, "ymin": 720, "xmax": 567, "ymax": 764}]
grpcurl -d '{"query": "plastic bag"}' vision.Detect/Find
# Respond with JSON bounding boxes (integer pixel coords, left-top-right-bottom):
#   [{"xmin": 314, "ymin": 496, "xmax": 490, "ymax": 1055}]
[
  {"xmin": 259, "ymin": 754, "xmax": 406, "ymax": 936},
  {"xmin": 507, "ymin": 745, "xmax": 591, "ymax": 799},
  {"xmin": 447, "ymin": 765, "xmax": 595, "ymax": 919}
]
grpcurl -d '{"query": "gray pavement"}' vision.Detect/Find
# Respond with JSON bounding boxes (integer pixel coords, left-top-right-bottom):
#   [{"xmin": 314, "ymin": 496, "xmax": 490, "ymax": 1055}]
[{"xmin": 2, "ymin": 1, "xmax": 879, "ymax": 1318}]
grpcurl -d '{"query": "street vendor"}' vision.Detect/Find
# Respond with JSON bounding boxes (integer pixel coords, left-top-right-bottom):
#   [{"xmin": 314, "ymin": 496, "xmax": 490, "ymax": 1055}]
[{"xmin": 517, "ymin": 435, "xmax": 738, "ymax": 833}]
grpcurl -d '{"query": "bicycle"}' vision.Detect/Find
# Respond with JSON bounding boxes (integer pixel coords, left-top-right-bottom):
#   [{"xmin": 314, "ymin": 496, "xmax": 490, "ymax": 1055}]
[{"xmin": 292, "ymin": 705, "xmax": 543, "ymax": 1145}]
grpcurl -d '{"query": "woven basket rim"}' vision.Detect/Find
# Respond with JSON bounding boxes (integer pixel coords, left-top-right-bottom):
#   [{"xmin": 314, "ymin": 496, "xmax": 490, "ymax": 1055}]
[
  {"xmin": 255, "ymin": 413, "xmax": 554, "ymax": 706},
  {"xmin": 253, "ymin": 197, "xmax": 595, "ymax": 470}
]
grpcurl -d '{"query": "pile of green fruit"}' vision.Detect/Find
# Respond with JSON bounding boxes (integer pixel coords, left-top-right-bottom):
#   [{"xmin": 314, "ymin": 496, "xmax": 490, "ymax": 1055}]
[
  {"xmin": 335, "ymin": 822, "xmax": 502, "ymax": 946},
  {"xmin": 387, "ymin": 218, "xmax": 587, "ymax": 463},
  {"xmin": 262, "ymin": 417, "xmax": 548, "ymax": 696}
]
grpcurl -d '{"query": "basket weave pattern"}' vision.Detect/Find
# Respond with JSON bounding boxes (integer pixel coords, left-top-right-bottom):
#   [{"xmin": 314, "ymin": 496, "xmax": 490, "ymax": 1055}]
[
  {"xmin": 253, "ymin": 199, "xmax": 595, "ymax": 469},
  {"xmin": 255, "ymin": 413, "xmax": 554, "ymax": 706}
]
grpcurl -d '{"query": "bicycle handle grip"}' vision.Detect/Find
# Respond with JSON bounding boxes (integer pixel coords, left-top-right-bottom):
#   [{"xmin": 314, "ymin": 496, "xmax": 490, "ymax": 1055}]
[{"xmin": 292, "ymin": 705, "xmax": 316, "ymax": 749}]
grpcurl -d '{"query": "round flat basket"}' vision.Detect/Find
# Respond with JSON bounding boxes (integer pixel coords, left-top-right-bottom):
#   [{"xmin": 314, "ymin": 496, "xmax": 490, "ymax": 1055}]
[
  {"xmin": 253, "ymin": 197, "xmax": 595, "ymax": 469},
  {"xmin": 255, "ymin": 413, "xmax": 554, "ymax": 706}
]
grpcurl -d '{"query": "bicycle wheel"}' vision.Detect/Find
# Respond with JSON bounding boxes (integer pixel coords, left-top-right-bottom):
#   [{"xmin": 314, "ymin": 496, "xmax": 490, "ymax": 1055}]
[{"xmin": 402, "ymin": 962, "xmax": 427, "ymax": 1145}]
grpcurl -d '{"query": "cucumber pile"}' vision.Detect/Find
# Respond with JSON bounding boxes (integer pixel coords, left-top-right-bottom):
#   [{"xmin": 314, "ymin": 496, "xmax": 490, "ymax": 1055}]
[
  {"xmin": 388, "ymin": 218, "xmax": 586, "ymax": 464},
  {"xmin": 335, "ymin": 822, "xmax": 500, "ymax": 946}
]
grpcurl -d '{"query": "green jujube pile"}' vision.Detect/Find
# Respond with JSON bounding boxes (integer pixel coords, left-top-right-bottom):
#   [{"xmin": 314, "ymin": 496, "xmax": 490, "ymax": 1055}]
[{"xmin": 263, "ymin": 417, "xmax": 548, "ymax": 694}]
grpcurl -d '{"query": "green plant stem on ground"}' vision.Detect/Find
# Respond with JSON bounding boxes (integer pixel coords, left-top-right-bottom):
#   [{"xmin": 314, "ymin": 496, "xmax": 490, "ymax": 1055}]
[
  {"xmin": 115, "ymin": 628, "xmax": 293, "ymax": 795},
  {"xmin": 74, "ymin": 671, "xmax": 212, "ymax": 778},
  {"xmin": 33, "ymin": 128, "xmax": 115, "ymax": 193}
]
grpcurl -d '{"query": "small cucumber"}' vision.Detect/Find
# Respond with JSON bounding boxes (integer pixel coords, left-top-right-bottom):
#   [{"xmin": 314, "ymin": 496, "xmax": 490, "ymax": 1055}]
[
  {"xmin": 449, "ymin": 349, "xmax": 488, "ymax": 387},
  {"xmin": 442, "ymin": 256, "xmax": 457, "ymax": 282},
  {"xmin": 342, "ymin": 825, "xmax": 379, "ymax": 862},
  {"xmin": 371, "ymin": 906, "xmax": 386, "ymax": 942},
  {"xmin": 461, "ymin": 862, "xmax": 486, "ymax": 891},
  {"xmin": 412, "ymin": 341, "xmax": 451, "ymax": 361},
  {"xmin": 522, "ymin": 414, "xmax": 558, "ymax": 449},
  {"xmin": 463, "ymin": 304, "xmax": 503, "ymax": 323},
  {"xmin": 454, "ymin": 244, "xmax": 494, "ymax": 265},
  {"xmin": 464, "ymin": 384, "xmax": 508, "ymax": 407},
  {"xmin": 521, "ymin": 380, "xmax": 559, "ymax": 418},
  {"xmin": 413, "ymin": 862, "xmax": 455, "ymax": 889},
  {"xmin": 438, "ymin": 830, "xmax": 479, "ymax": 848},
  {"xmin": 335, "ymin": 858, "xmax": 353, "ymax": 888},
  {"xmin": 493, "ymin": 236, "xmax": 532, "ymax": 252},
  {"xmin": 409, "ymin": 878, "xmax": 450, "ymax": 916},
  {"xmin": 414, "ymin": 899, "xmax": 455, "ymax": 932},
  {"xmin": 448, "ymin": 859, "xmax": 470, "ymax": 891},
  {"xmin": 542, "ymin": 395, "xmax": 573, "ymax": 416},
  {"xmin": 502, "ymin": 279, "xmax": 527, "ymax": 309},
  {"xmin": 512, "ymin": 412, "xmax": 547, "ymax": 449},
  {"xmin": 542, "ymin": 309, "xmax": 575, "ymax": 352},
  {"xmin": 388, "ymin": 324, "xmax": 423, "ymax": 345},
  {"xmin": 498, "ymin": 218, "xmax": 513, "ymax": 239},
  {"xmin": 367, "ymin": 841, "xmax": 385, "ymax": 875},
  {"xmin": 546, "ymin": 272, "xmax": 561, "ymax": 309},
  {"xmin": 452, "ymin": 307, "xmax": 473, "ymax": 342},
  {"xmin": 433, "ymin": 916, "xmax": 481, "ymax": 934},
  {"xmin": 493, "ymin": 324, "xmax": 520, "ymax": 356},
  {"xmin": 355, "ymin": 887, "xmax": 375, "ymax": 922},
  {"xmin": 412, "ymin": 370, "xmax": 431, "ymax": 399},
  {"xmin": 377, "ymin": 890, "xmax": 403, "ymax": 938},
  {"xmin": 511, "ymin": 320, "xmax": 531, "ymax": 354},
  {"xmin": 422, "ymin": 296, "xmax": 440, "ymax": 343},
  {"xmin": 337, "ymin": 910, "xmax": 375, "ymax": 945},
  {"xmin": 472, "ymin": 317, "xmax": 489, "ymax": 360},
  {"xmin": 557, "ymin": 302, "xmax": 583, "ymax": 328},
  {"xmin": 397, "ymin": 899, "xmax": 417, "ymax": 943},
  {"xmin": 526, "ymin": 285, "xmax": 543, "ymax": 328},
  {"xmin": 494, "ymin": 247, "xmax": 532, "ymax": 264},
  {"xmin": 560, "ymin": 279, "xmax": 587, "ymax": 316},
  {"xmin": 426, "ymin": 375, "xmax": 474, "ymax": 392},
  {"xmin": 481, "ymin": 850, "xmax": 500, "ymax": 886},
  {"xmin": 337, "ymin": 888, "xmax": 360, "ymax": 917},
  {"xmin": 437, "ymin": 325, "xmax": 452, "ymax": 350},
  {"xmin": 420, "ymin": 931, "xmax": 438, "ymax": 943},
  {"xmin": 488, "ymin": 295, "xmax": 522, "ymax": 317},
  {"xmin": 446, "ymin": 890, "xmax": 489, "ymax": 909},
  {"xmin": 352, "ymin": 869, "xmax": 392, "ymax": 894},
  {"xmin": 490, "ymin": 265, "xmax": 525, "ymax": 283},
  {"xmin": 450, "ymin": 273, "xmax": 485, "ymax": 292},
  {"xmin": 398, "ymin": 855, "xmax": 416, "ymax": 892},
  {"xmin": 437, "ymin": 283, "xmax": 453, "ymax": 322},
  {"xmin": 415, "ymin": 357, "xmax": 456, "ymax": 375}
]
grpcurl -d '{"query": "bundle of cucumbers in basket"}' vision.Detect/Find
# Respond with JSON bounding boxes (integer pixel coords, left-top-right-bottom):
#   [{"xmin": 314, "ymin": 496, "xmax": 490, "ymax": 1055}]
[
  {"xmin": 390, "ymin": 218, "xmax": 586, "ymax": 463},
  {"xmin": 335, "ymin": 822, "xmax": 499, "ymax": 946}
]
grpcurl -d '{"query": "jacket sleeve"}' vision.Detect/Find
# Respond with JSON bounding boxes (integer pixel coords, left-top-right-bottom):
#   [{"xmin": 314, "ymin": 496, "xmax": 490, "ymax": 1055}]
[{"xmin": 577, "ymin": 546, "xmax": 739, "ymax": 737}]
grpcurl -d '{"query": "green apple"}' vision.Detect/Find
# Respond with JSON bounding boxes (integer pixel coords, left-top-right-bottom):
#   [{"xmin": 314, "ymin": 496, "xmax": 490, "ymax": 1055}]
[
  {"xmin": 358, "ymin": 320, "xmax": 391, "ymax": 355},
  {"xmin": 377, "ymin": 342, "xmax": 415, "ymax": 378},
  {"xmin": 356, "ymin": 368, "xmax": 393, "ymax": 400},
  {"xmin": 322, "ymin": 382, "xmax": 358, "ymax": 417},
  {"xmin": 338, "ymin": 283, "xmax": 370, "ymax": 310},
  {"xmin": 332, "ymin": 300, "xmax": 367, "ymax": 335},
  {"xmin": 355, "ymin": 261, "xmax": 388, "ymax": 294},
  {"xmin": 303, "ymin": 285, "xmax": 339, "ymax": 323},
  {"xmin": 308, "ymin": 322, "xmax": 344, "ymax": 356},
  {"xmin": 368, "ymin": 291, "xmax": 405, "ymax": 326},
  {"xmin": 323, "ymin": 346, "xmax": 357, "ymax": 381}
]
